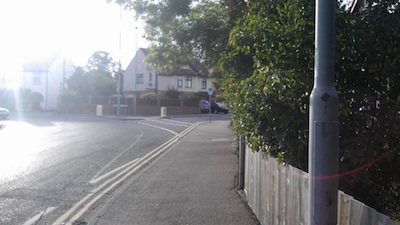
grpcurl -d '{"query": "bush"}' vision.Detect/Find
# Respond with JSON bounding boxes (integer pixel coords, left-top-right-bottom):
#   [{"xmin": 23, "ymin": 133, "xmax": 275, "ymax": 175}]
[
  {"xmin": 29, "ymin": 92, "xmax": 43, "ymax": 111},
  {"xmin": 60, "ymin": 92, "xmax": 87, "ymax": 104},
  {"xmin": 165, "ymin": 87, "xmax": 180, "ymax": 99},
  {"xmin": 221, "ymin": 0, "xmax": 400, "ymax": 220},
  {"xmin": 140, "ymin": 92, "xmax": 158, "ymax": 101}
]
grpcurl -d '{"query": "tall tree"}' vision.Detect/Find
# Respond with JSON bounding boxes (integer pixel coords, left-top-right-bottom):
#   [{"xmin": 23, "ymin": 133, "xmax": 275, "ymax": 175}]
[
  {"xmin": 66, "ymin": 67, "xmax": 90, "ymax": 96},
  {"xmin": 220, "ymin": 0, "xmax": 315, "ymax": 169},
  {"xmin": 335, "ymin": 0, "xmax": 400, "ymax": 218},
  {"xmin": 110, "ymin": 0, "xmax": 400, "ymax": 219},
  {"xmin": 221, "ymin": 0, "xmax": 400, "ymax": 220},
  {"xmin": 113, "ymin": 0, "xmax": 245, "ymax": 73},
  {"xmin": 86, "ymin": 51, "xmax": 118, "ymax": 77},
  {"xmin": 67, "ymin": 51, "xmax": 118, "ymax": 96}
]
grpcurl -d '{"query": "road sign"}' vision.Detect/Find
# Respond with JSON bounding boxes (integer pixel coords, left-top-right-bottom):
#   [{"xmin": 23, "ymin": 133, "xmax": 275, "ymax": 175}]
[{"xmin": 208, "ymin": 87, "xmax": 213, "ymax": 96}]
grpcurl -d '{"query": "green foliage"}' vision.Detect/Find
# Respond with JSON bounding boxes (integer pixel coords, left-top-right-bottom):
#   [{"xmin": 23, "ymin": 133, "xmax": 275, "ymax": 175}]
[
  {"xmin": 61, "ymin": 91, "xmax": 86, "ymax": 103},
  {"xmin": 118, "ymin": 0, "xmax": 244, "ymax": 71},
  {"xmin": 335, "ymin": 0, "xmax": 400, "ymax": 218},
  {"xmin": 113, "ymin": 0, "xmax": 400, "ymax": 220},
  {"xmin": 0, "ymin": 88, "xmax": 15, "ymax": 110},
  {"xmin": 140, "ymin": 92, "xmax": 157, "ymax": 101},
  {"xmin": 165, "ymin": 87, "xmax": 180, "ymax": 99},
  {"xmin": 183, "ymin": 93, "xmax": 200, "ymax": 101},
  {"xmin": 0, "ymin": 88, "xmax": 32, "ymax": 110},
  {"xmin": 86, "ymin": 70, "xmax": 117, "ymax": 96},
  {"xmin": 66, "ymin": 67, "xmax": 90, "ymax": 96},
  {"xmin": 221, "ymin": 0, "xmax": 400, "ymax": 220},
  {"xmin": 29, "ymin": 92, "xmax": 43, "ymax": 111},
  {"xmin": 221, "ymin": 0, "xmax": 314, "ymax": 170},
  {"xmin": 66, "ymin": 51, "xmax": 117, "ymax": 96},
  {"xmin": 86, "ymin": 51, "xmax": 118, "ymax": 77}
]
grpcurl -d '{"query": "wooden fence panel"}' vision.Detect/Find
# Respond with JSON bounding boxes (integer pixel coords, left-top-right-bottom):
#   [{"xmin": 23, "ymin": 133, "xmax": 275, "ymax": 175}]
[
  {"xmin": 338, "ymin": 192, "xmax": 352, "ymax": 225},
  {"xmin": 246, "ymin": 147, "xmax": 257, "ymax": 219},
  {"xmin": 244, "ymin": 147, "xmax": 399, "ymax": 225}
]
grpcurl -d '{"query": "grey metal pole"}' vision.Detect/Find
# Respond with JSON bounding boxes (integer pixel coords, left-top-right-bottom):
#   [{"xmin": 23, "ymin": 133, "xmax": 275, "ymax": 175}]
[
  {"xmin": 208, "ymin": 95, "xmax": 211, "ymax": 123},
  {"xmin": 133, "ymin": 26, "xmax": 138, "ymax": 116},
  {"xmin": 308, "ymin": 0, "xmax": 339, "ymax": 224},
  {"xmin": 117, "ymin": 62, "xmax": 121, "ymax": 118},
  {"xmin": 116, "ymin": 3, "xmax": 122, "ymax": 118}
]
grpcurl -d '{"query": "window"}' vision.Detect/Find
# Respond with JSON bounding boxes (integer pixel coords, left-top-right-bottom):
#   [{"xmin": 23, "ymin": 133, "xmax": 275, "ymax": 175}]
[
  {"xmin": 136, "ymin": 74, "xmax": 144, "ymax": 84},
  {"xmin": 149, "ymin": 73, "xmax": 152, "ymax": 82},
  {"xmin": 177, "ymin": 76, "xmax": 183, "ymax": 88},
  {"xmin": 202, "ymin": 78, "xmax": 207, "ymax": 89},
  {"xmin": 185, "ymin": 76, "xmax": 192, "ymax": 88},
  {"xmin": 32, "ymin": 73, "xmax": 41, "ymax": 85}
]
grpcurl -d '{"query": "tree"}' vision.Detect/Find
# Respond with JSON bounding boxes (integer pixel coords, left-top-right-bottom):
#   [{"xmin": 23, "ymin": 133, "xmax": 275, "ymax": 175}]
[
  {"xmin": 110, "ymin": 0, "xmax": 400, "ymax": 219},
  {"xmin": 66, "ymin": 51, "xmax": 118, "ymax": 96},
  {"xmin": 66, "ymin": 67, "xmax": 90, "ymax": 96},
  {"xmin": 86, "ymin": 51, "xmax": 118, "ymax": 77},
  {"xmin": 220, "ymin": 0, "xmax": 315, "ymax": 169},
  {"xmin": 335, "ymin": 0, "xmax": 400, "ymax": 218},
  {"xmin": 113, "ymin": 0, "xmax": 245, "ymax": 72},
  {"xmin": 221, "ymin": 0, "xmax": 400, "ymax": 220}
]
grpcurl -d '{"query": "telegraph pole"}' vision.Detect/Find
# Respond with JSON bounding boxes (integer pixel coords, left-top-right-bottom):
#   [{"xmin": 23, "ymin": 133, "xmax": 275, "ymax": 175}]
[
  {"xmin": 116, "ymin": 2, "xmax": 123, "ymax": 118},
  {"xmin": 308, "ymin": 0, "xmax": 339, "ymax": 224}
]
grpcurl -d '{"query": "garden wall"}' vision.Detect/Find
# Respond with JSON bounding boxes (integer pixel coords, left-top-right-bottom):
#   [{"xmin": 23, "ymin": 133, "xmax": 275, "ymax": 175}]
[{"xmin": 57, "ymin": 95, "xmax": 201, "ymax": 116}]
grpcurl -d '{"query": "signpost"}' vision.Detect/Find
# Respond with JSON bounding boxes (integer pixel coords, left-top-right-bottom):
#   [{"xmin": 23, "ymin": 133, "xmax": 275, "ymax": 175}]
[{"xmin": 208, "ymin": 87, "xmax": 213, "ymax": 122}]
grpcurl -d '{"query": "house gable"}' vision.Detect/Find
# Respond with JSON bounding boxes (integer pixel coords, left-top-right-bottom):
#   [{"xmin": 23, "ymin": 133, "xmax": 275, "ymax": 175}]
[
  {"xmin": 123, "ymin": 48, "xmax": 215, "ymax": 97},
  {"xmin": 20, "ymin": 52, "xmax": 76, "ymax": 110}
]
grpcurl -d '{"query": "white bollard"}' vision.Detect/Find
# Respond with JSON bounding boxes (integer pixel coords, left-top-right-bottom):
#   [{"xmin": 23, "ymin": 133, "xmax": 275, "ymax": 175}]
[
  {"xmin": 160, "ymin": 107, "xmax": 167, "ymax": 117},
  {"xmin": 96, "ymin": 105, "xmax": 103, "ymax": 116}
]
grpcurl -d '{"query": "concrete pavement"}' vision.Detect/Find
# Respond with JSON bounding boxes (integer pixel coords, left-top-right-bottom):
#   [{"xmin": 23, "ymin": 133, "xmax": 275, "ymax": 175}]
[{"xmin": 79, "ymin": 120, "xmax": 259, "ymax": 225}]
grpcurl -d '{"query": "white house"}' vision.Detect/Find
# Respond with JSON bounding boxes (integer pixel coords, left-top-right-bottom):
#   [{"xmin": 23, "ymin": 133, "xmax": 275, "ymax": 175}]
[
  {"xmin": 123, "ymin": 48, "xmax": 215, "ymax": 98},
  {"xmin": 0, "ymin": 70, "xmax": 14, "ymax": 89},
  {"xmin": 21, "ymin": 52, "xmax": 75, "ymax": 110}
]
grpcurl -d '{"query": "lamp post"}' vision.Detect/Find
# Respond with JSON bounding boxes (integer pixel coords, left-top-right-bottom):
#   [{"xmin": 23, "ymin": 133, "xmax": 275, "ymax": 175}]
[
  {"xmin": 133, "ymin": 26, "xmax": 138, "ymax": 116},
  {"xmin": 308, "ymin": 0, "xmax": 339, "ymax": 224},
  {"xmin": 116, "ymin": 2, "xmax": 123, "ymax": 118}
]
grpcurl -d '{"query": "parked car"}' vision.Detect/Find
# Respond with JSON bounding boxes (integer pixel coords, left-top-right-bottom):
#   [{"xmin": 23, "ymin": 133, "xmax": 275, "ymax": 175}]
[
  {"xmin": 211, "ymin": 102, "xmax": 229, "ymax": 114},
  {"xmin": 199, "ymin": 100, "xmax": 210, "ymax": 113},
  {"xmin": 0, "ymin": 107, "xmax": 10, "ymax": 119}
]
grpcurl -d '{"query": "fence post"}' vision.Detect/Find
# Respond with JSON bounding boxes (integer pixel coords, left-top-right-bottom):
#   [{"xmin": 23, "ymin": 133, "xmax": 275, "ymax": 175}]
[{"xmin": 238, "ymin": 135, "xmax": 246, "ymax": 190}]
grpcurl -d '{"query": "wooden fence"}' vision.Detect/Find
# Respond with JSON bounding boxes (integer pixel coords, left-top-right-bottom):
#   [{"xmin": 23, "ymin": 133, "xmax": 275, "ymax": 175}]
[{"xmin": 244, "ymin": 147, "xmax": 400, "ymax": 225}]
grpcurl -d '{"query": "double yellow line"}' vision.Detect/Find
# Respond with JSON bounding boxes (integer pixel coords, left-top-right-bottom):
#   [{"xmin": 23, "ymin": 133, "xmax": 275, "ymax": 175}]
[{"xmin": 53, "ymin": 122, "xmax": 200, "ymax": 225}]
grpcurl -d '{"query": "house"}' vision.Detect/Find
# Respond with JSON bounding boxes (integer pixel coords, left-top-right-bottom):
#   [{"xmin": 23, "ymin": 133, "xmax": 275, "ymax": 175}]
[
  {"xmin": 0, "ymin": 70, "xmax": 13, "ymax": 89},
  {"xmin": 0, "ymin": 62, "xmax": 23, "ymax": 90},
  {"xmin": 21, "ymin": 52, "xmax": 75, "ymax": 110},
  {"xmin": 123, "ymin": 48, "xmax": 215, "ymax": 99}
]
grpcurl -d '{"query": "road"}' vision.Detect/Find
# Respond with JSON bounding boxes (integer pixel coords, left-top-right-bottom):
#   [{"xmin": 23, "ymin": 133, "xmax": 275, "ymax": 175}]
[{"xmin": 0, "ymin": 113, "xmax": 229, "ymax": 225}]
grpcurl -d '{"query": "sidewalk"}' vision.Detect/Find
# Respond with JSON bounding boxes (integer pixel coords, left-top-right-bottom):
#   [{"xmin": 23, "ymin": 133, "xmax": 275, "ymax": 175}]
[{"xmin": 82, "ymin": 120, "xmax": 260, "ymax": 225}]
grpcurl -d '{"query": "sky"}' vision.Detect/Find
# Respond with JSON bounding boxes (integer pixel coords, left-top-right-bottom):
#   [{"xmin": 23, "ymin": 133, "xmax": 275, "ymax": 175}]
[{"xmin": 0, "ymin": 0, "xmax": 148, "ymax": 71}]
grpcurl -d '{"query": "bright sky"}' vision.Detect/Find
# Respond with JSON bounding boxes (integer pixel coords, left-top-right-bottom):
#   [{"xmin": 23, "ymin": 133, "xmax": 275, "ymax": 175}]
[{"xmin": 0, "ymin": 0, "xmax": 148, "ymax": 70}]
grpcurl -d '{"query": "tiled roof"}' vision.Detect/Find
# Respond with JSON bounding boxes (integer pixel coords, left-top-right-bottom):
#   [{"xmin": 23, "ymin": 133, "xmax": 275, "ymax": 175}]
[
  {"xmin": 137, "ymin": 48, "xmax": 209, "ymax": 77},
  {"xmin": 166, "ymin": 59, "xmax": 209, "ymax": 77},
  {"xmin": 22, "ymin": 52, "xmax": 59, "ymax": 72}
]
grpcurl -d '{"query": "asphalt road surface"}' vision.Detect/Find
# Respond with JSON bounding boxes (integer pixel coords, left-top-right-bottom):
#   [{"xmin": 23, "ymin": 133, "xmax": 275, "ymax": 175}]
[{"xmin": 0, "ymin": 113, "xmax": 226, "ymax": 225}]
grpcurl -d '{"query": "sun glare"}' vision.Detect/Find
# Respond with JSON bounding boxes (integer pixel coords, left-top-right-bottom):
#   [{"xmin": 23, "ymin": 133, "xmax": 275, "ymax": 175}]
[
  {"xmin": 0, "ymin": 62, "xmax": 23, "ymax": 91},
  {"xmin": 1, "ymin": 0, "xmax": 147, "ymax": 70},
  {"xmin": 0, "ymin": 121, "xmax": 45, "ymax": 178}
]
